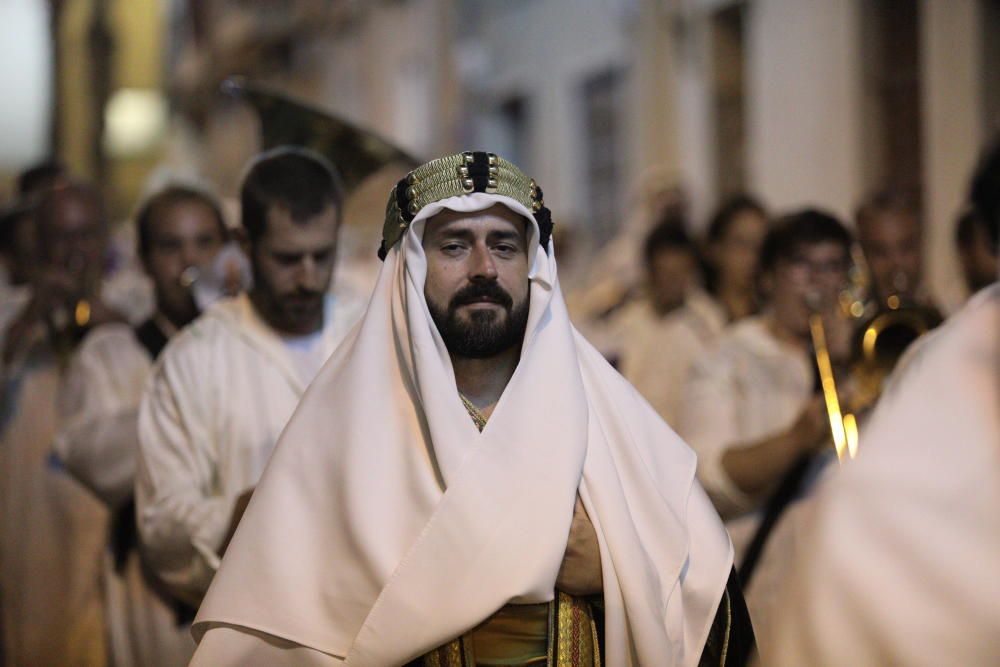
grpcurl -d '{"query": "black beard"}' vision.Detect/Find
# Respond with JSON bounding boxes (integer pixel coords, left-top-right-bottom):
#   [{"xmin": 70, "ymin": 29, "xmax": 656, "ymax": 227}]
[{"xmin": 428, "ymin": 280, "xmax": 530, "ymax": 359}]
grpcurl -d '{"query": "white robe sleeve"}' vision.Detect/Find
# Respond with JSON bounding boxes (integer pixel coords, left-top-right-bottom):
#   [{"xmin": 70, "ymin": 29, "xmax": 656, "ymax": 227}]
[
  {"xmin": 678, "ymin": 352, "xmax": 754, "ymax": 518},
  {"xmin": 136, "ymin": 332, "xmax": 232, "ymax": 603},
  {"xmin": 53, "ymin": 324, "xmax": 151, "ymax": 509}
]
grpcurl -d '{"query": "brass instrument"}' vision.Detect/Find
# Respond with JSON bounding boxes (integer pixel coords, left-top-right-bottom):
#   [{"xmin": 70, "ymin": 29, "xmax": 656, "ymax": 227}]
[
  {"xmin": 844, "ymin": 246, "xmax": 942, "ymax": 411},
  {"xmin": 220, "ymin": 77, "xmax": 419, "ymax": 193},
  {"xmin": 808, "ymin": 246, "xmax": 941, "ymax": 459},
  {"xmin": 806, "ymin": 294, "xmax": 859, "ymax": 461}
]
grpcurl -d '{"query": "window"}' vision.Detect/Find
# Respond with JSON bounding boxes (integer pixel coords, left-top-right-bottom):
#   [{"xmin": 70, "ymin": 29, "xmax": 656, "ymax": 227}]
[{"xmin": 582, "ymin": 69, "xmax": 625, "ymax": 243}]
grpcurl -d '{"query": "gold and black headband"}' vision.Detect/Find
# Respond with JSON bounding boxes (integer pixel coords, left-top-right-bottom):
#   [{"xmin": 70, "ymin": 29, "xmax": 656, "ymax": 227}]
[{"xmin": 378, "ymin": 151, "xmax": 553, "ymax": 260}]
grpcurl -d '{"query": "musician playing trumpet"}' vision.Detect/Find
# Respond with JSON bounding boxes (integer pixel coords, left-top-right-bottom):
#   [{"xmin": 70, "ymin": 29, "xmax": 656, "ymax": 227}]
[
  {"xmin": 678, "ymin": 209, "xmax": 855, "ymax": 638},
  {"xmin": 51, "ymin": 185, "xmax": 231, "ymax": 666},
  {"xmin": 1, "ymin": 184, "xmax": 127, "ymax": 372}
]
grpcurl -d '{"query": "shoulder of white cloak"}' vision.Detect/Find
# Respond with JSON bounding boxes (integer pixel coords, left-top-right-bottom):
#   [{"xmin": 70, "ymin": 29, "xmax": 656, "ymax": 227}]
[
  {"xmin": 77, "ymin": 321, "xmax": 145, "ymax": 360},
  {"xmin": 150, "ymin": 306, "xmax": 235, "ymax": 386}
]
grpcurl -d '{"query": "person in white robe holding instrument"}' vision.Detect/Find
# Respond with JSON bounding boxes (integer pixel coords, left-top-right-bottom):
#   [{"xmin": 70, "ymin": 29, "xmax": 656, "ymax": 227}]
[
  {"xmin": 136, "ymin": 148, "xmax": 363, "ymax": 607},
  {"xmin": 188, "ymin": 151, "xmax": 754, "ymax": 666},
  {"xmin": 678, "ymin": 211, "xmax": 854, "ymax": 562},
  {"xmin": 53, "ymin": 185, "xmax": 230, "ymax": 666},
  {"xmin": 758, "ymin": 142, "xmax": 1000, "ymax": 666},
  {"xmin": 1, "ymin": 182, "xmax": 128, "ymax": 666}
]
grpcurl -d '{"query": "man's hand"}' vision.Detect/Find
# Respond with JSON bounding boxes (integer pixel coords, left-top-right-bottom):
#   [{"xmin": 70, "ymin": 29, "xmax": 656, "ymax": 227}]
[
  {"xmin": 790, "ymin": 395, "xmax": 830, "ymax": 454},
  {"xmin": 556, "ymin": 495, "xmax": 603, "ymax": 596},
  {"xmin": 220, "ymin": 487, "xmax": 254, "ymax": 556},
  {"xmin": 822, "ymin": 307, "xmax": 854, "ymax": 365}
]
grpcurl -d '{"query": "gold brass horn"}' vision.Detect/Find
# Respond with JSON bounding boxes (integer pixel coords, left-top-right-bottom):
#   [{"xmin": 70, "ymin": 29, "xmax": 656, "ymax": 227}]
[{"xmin": 842, "ymin": 246, "xmax": 943, "ymax": 411}]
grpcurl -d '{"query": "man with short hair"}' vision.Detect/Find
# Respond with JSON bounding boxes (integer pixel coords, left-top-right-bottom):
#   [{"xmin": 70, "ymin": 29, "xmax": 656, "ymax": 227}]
[
  {"xmin": 136, "ymin": 148, "xmax": 363, "ymax": 606},
  {"xmin": 54, "ymin": 184, "xmax": 229, "ymax": 666},
  {"xmin": 188, "ymin": 152, "xmax": 752, "ymax": 666},
  {"xmin": 678, "ymin": 210, "xmax": 853, "ymax": 632},
  {"xmin": 760, "ymin": 142, "xmax": 1000, "ymax": 667},
  {"xmin": 855, "ymin": 191, "xmax": 939, "ymax": 312}
]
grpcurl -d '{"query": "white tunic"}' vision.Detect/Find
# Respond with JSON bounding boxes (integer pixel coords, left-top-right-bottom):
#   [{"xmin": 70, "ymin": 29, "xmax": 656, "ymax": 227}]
[
  {"xmin": 53, "ymin": 322, "xmax": 194, "ymax": 667},
  {"xmin": 0, "ymin": 300, "xmax": 108, "ymax": 666},
  {"xmin": 136, "ymin": 292, "xmax": 362, "ymax": 604},
  {"xmin": 617, "ymin": 290, "xmax": 726, "ymax": 427},
  {"xmin": 677, "ymin": 316, "xmax": 814, "ymax": 558},
  {"xmin": 759, "ymin": 284, "xmax": 1000, "ymax": 667}
]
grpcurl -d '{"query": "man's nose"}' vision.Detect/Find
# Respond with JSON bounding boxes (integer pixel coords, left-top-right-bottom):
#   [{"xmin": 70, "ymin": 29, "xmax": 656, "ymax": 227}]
[
  {"xmin": 468, "ymin": 244, "xmax": 498, "ymax": 281},
  {"xmin": 181, "ymin": 243, "xmax": 206, "ymax": 269},
  {"xmin": 297, "ymin": 255, "xmax": 324, "ymax": 290}
]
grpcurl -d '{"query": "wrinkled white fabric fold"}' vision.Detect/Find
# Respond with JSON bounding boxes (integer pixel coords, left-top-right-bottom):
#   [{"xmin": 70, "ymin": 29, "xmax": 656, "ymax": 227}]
[{"xmin": 192, "ymin": 193, "xmax": 732, "ymax": 666}]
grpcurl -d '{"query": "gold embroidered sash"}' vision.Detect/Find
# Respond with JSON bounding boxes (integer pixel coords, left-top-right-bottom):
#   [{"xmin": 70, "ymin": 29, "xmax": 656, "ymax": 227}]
[{"xmin": 421, "ymin": 592, "xmax": 600, "ymax": 667}]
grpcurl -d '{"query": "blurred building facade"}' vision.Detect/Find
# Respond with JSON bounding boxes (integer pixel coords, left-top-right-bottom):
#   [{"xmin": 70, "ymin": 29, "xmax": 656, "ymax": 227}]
[{"xmin": 1, "ymin": 0, "xmax": 997, "ymax": 307}]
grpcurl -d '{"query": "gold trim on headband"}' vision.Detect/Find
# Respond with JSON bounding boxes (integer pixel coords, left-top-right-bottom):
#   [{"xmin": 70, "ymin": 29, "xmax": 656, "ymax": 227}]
[{"xmin": 380, "ymin": 151, "xmax": 545, "ymax": 258}]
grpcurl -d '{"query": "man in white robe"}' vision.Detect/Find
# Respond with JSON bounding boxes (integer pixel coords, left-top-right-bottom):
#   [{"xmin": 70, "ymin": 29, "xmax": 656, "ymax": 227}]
[
  {"xmin": 0, "ymin": 183, "xmax": 131, "ymax": 666},
  {"xmin": 678, "ymin": 211, "xmax": 855, "ymax": 633},
  {"xmin": 53, "ymin": 185, "xmax": 231, "ymax": 666},
  {"xmin": 136, "ymin": 148, "xmax": 363, "ymax": 606},
  {"xmin": 616, "ymin": 220, "xmax": 725, "ymax": 426},
  {"xmin": 187, "ymin": 151, "xmax": 750, "ymax": 666}
]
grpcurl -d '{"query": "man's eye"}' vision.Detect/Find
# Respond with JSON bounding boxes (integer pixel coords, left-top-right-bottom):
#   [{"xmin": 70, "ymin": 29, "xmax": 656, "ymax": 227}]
[
  {"xmin": 313, "ymin": 251, "xmax": 332, "ymax": 264},
  {"xmin": 494, "ymin": 244, "xmax": 517, "ymax": 254},
  {"xmin": 441, "ymin": 243, "xmax": 465, "ymax": 252},
  {"xmin": 156, "ymin": 240, "xmax": 182, "ymax": 253},
  {"xmin": 273, "ymin": 253, "xmax": 300, "ymax": 265}
]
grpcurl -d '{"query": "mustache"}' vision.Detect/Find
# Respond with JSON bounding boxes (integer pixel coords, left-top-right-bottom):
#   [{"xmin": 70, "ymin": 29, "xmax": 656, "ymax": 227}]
[
  {"xmin": 284, "ymin": 289, "xmax": 325, "ymax": 303},
  {"xmin": 448, "ymin": 281, "xmax": 514, "ymax": 311}
]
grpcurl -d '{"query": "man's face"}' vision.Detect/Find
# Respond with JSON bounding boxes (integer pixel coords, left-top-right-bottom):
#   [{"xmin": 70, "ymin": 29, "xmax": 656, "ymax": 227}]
[
  {"xmin": 858, "ymin": 212, "xmax": 922, "ymax": 300},
  {"xmin": 648, "ymin": 246, "xmax": 697, "ymax": 315},
  {"xmin": 249, "ymin": 204, "xmax": 338, "ymax": 336},
  {"xmin": 767, "ymin": 241, "xmax": 848, "ymax": 336},
  {"xmin": 422, "ymin": 204, "xmax": 531, "ymax": 359},
  {"xmin": 144, "ymin": 200, "xmax": 227, "ymax": 325},
  {"xmin": 39, "ymin": 191, "xmax": 107, "ymax": 282}
]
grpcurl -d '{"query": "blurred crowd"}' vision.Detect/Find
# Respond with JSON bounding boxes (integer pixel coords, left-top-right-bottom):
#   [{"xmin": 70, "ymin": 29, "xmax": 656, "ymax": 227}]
[{"xmin": 0, "ymin": 131, "xmax": 997, "ymax": 666}]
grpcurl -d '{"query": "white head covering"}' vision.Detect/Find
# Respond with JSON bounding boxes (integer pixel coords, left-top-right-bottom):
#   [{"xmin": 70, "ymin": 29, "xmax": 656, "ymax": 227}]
[{"xmin": 192, "ymin": 191, "xmax": 732, "ymax": 666}]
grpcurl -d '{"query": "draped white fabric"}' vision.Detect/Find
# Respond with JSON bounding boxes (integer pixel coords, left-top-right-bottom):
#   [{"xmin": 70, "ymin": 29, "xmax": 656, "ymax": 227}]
[
  {"xmin": 678, "ymin": 316, "xmax": 814, "ymax": 558},
  {"xmin": 137, "ymin": 293, "xmax": 362, "ymax": 603},
  {"xmin": 53, "ymin": 323, "xmax": 195, "ymax": 667},
  {"xmin": 759, "ymin": 284, "xmax": 1000, "ymax": 666},
  {"xmin": 191, "ymin": 193, "xmax": 732, "ymax": 666},
  {"xmin": 1, "ymin": 331, "xmax": 108, "ymax": 666}
]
